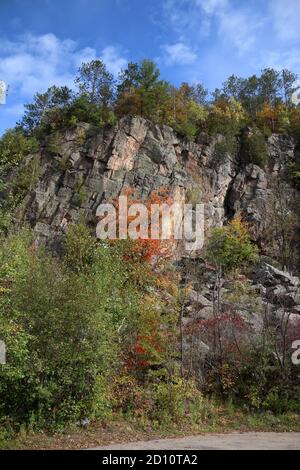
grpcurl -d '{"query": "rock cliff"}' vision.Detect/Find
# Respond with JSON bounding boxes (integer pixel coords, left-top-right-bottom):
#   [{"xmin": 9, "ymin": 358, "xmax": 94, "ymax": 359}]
[{"xmin": 16, "ymin": 116, "xmax": 300, "ymax": 265}]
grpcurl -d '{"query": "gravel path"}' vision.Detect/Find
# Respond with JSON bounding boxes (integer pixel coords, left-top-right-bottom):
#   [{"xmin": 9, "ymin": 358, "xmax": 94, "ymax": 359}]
[{"xmin": 92, "ymin": 432, "xmax": 300, "ymax": 450}]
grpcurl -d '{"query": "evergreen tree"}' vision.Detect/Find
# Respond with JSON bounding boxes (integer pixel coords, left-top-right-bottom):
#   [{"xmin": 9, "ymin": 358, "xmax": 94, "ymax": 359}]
[
  {"xmin": 74, "ymin": 60, "xmax": 114, "ymax": 107},
  {"xmin": 20, "ymin": 86, "xmax": 73, "ymax": 132}
]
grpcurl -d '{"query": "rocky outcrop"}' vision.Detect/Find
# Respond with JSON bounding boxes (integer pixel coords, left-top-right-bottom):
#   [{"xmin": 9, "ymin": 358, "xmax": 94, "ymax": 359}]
[
  {"xmin": 16, "ymin": 117, "xmax": 235, "ymax": 249},
  {"xmin": 252, "ymin": 262, "xmax": 300, "ymax": 315},
  {"xmin": 15, "ymin": 116, "xmax": 299, "ymax": 261},
  {"xmin": 182, "ymin": 258, "xmax": 300, "ymax": 340}
]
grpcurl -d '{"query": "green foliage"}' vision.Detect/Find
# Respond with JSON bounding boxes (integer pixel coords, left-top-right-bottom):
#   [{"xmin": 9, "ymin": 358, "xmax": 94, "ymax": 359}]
[
  {"xmin": 241, "ymin": 128, "xmax": 269, "ymax": 167},
  {"xmin": 66, "ymin": 95, "xmax": 116, "ymax": 128},
  {"xmin": 63, "ymin": 223, "xmax": 97, "ymax": 273},
  {"xmin": 20, "ymin": 86, "xmax": 73, "ymax": 134},
  {"xmin": 13, "ymin": 60, "xmax": 300, "ymax": 148},
  {"xmin": 0, "ymin": 129, "xmax": 38, "ymax": 174},
  {"xmin": 185, "ymin": 187, "xmax": 202, "ymax": 205},
  {"xmin": 206, "ymin": 99, "xmax": 244, "ymax": 160},
  {"xmin": 153, "ymin": 376, "xmax": 203, "ymax": 426},
  {"xmin": 10, "ymin": 155, "xmax": 40, "ymax": 206},
  {"xmin": 214, "ymin": 136, "xmax": 238, "ymax": 163},
  {"xmin": 216, "ymin": 68, "xmax": 299, "ymax": 116},
  {"xmin": 288, "ymin": 162, "xmax": 300, "ymax": 188},
  {"xmin": 0, "ymin": 225, "xmax": 158, "ymax": 430},
  {"xmin": 109, "ymin": 372, "xmax": 205, "ymax": 428},
  {"xmin": 74, "ymin": 60, "xmax": 114, "ymax": 106},
  {"xmin": 46, "ymin": 131, "xmax": 61, "ymax": 154},
  {"xmin": 73, "ymin": 175, "xmax": 86, "ymax": 205},
  {"xmin": 173, "ymin": 101, "xmax": 208, "ymax": 140},
  {"xmin": 207, "ymin": 218, "xmax": 259, "ymax": 272},
  {"xmin": 0, "ymin": 130, "xmax": 40, "ymax": 232},
  {"xmin": 58, "ymin": 154, "xmax": 72, "ymax": 172},
  {"xmin": 19, "ymin": 80, "xmax": 116, "ymax": 137},
  {"xmin": 116, "ymin": 59, "xmax": 171, "ymax": 123},
  {"xmin": 232, "ymin": 342, "xmax": 299, "ymax": 413}
]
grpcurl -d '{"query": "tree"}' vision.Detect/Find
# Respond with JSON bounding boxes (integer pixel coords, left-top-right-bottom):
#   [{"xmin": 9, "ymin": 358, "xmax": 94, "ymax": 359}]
[
  {"xmin": 218, "ymin": 74, "xmax": 261, "ymax": 118},
  {"xmin": 116, "ymin": 60, "xmax": 170, "ymax": 122},
  {"xmin": 178, "ymin": 82, "xmax": 208, "ymax": 106},
  {"xmin": 222, "ymin": 74, "xmax": 244, "ymax": 101},
  {"xmin": 259, "ymin": 68, "xmax": 282, "ymax": 106},
  {"xmin": 207, "ymin": 98, "xmax": 245, "ymax": 161},
  {"xmin": 0, "ymin": 227, "xmax": 144, "ymax": 427},
  {"xmin": 240, "ymin": 74, "xmax": 261, "ymax": 118},
  {"xmin": 74, "ymin": 60, "xmax": 114, "ymax": 107},
  {"xmin": 20, "ymin": 86, "xmax": 73, "ymax": 133},
  {"xmin": 167, "ymin": 83, "xmax": 208, "ymax": 140},
  {"xmin": 281, "ymin": 69, "xmax": 298, "ymax": 107},
  {"xmin": 204, "ymin": 219, "xmax": 259, "ymax": 398},
  {"xmin": 0, "ymin": 129, "xmax": 38, "ymax": 174},
  {"xmin": 63, "ymin": 223, "xmax": 97, "ymax": 273}
]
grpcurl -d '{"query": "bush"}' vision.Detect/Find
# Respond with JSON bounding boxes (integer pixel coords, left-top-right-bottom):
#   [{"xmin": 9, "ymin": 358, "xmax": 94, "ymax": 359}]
[
  {"xmin": 0, "ymin": 129, "xmax": 38, "ymax": 175},
  {"xmin": 153, "ymin": 376, "xmax": 203, "ymax": 426},
  {"xmin": 240, "ymin": 128, "xmax": 268, "ymax": 167},
  {"xmin": 231, "ymin": 343, "xmax": 299, "ymax": 413},
  {"xmin": 0, "ymin": 228, "xmax": 141, "ymax": 429},
  {"xmin": 0, "ymin": 130, "xmax": 39, "ymax": 229},
  {"xmin": 10, "ymin": 155, "xmax": 40, "ymax": 206},
  {"xmin": 288, "ymin": 162, "xmax": 300, "ymax": 189},
  {"xmin": 206, "ymin": 217, "xmax": 259, "ymax": 273},
  {"xmin": 206, "ymin": 99, "xmax": 244, "ymax": 163}
]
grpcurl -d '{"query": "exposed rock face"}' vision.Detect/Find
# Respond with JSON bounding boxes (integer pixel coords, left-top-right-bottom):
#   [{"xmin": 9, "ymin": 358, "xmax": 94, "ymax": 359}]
[{"xmin": 17, "ymin": 116, "xmax": 299, "ymax": 261}]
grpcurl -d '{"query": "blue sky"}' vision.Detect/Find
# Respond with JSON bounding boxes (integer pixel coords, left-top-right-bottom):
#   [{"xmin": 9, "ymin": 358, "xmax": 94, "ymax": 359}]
[{"xmin": 1, "ymin": 0, "xmax": 300, "ymax": 135}]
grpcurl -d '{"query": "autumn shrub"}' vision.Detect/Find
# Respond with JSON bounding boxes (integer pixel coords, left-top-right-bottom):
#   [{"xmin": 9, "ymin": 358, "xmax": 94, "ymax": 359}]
[{"xmin": 108, "ymin": 371, "xmax": 206, "ymax": 428}]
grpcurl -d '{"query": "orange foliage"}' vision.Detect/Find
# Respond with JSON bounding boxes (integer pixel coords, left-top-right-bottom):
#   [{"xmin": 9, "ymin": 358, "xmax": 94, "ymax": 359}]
[{"xmin": 110, "ymin": 186, "xmax": 175, "ymax": 265}]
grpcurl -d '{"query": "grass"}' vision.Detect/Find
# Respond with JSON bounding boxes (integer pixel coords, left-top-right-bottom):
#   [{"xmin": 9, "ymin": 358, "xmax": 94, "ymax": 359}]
[{"xmin": 0, "ymin": 404, "xmax": 299, "ymax": 450}]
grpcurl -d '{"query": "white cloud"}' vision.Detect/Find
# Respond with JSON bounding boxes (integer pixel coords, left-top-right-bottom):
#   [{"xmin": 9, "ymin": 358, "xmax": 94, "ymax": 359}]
[
  {"xmin": 0, "ymin": 33, "xmax": 127, "ymax": 100},
  {"xmin": 161, "ymin": 0, "xmax": 212, "ymax": 38},
  {"xmin": 100, "ymin": 46, "xmax": 128, "ymax": 76},
  {"xmin": 162, "ymin": 42, "xmax": 197, "ymax": 65},
  {"xmin": 262, "ymin": 49, "xmax": 300, "ymax": 73},
  {"xmin": 161, "ymin": 0, "xmax": 264, "ymax": 56},
  {"xmin": 270, "ymin": 0, "xmax": 300, "ymax": 43},
  {"xmin": 0, "ymin": 33, "xmax": 128, "ymax": 132},
  {"xmin": 218, "ymin": 9, "xmax": 263, "ymax": 54},
  {"xmin": 73, "ymin": 47, "xmax": 97, "ymax": 69},
  {"xmin": 0, "ymin": 33, "xmax": 87, "ymax": 97}
]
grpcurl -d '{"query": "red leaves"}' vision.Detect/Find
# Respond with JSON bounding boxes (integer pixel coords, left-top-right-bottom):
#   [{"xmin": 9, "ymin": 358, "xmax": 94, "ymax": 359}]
[
  {"xmin": 125, "ymin": 334, "xmax": 164, "ymax": 372},
  {"xmin": 184, "ymin": 312, "xmax": 247, "ymax": 336}
]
